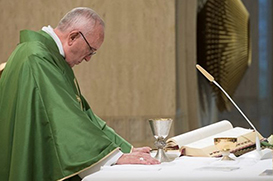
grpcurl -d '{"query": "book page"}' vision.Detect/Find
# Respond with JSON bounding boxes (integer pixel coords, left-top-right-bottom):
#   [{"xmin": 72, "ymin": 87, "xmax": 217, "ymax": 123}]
[
  {"xmin": 166, "ymin": 120, "xmax": 233, "ymax": 148},
  {"xmin": 186, "ymin": 127, "xmax": 253, "ymax": 149}
]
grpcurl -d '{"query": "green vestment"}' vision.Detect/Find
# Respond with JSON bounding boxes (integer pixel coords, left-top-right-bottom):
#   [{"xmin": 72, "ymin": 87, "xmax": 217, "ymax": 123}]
[{"xmin": 0, "ymin": 30, "xmax": 132, "ymax": 181}]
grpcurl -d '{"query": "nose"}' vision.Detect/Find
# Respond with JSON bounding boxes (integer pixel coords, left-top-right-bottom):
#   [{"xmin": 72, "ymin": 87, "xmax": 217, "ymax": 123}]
[{"xmin": 84, "ymin": 55, "xmax": 92, "ymax": 62}]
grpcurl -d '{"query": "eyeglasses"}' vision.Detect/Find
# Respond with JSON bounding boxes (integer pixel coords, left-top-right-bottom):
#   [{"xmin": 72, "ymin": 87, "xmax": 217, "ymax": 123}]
[{"xmin": 79, "ymin": 31, "xmax": 97, "ymax": 56}]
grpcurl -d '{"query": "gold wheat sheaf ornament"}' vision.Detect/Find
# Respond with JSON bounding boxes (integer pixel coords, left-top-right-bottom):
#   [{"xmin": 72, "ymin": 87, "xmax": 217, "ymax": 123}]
[{"xmin": 197, "ymin": 0, "xmax": 251, "ymax": 111}]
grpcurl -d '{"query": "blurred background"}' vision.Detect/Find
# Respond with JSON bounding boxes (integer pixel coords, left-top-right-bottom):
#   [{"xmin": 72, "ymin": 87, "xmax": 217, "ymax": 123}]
[{"xmin": 0, "ymin": 0, "xmax": 272, "ymax": 147}]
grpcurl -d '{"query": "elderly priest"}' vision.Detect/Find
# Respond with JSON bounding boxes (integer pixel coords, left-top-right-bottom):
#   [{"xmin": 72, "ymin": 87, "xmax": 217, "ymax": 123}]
[{"xmin": 0, "ymin": 7, "xmax": 159, "ymax": 181}]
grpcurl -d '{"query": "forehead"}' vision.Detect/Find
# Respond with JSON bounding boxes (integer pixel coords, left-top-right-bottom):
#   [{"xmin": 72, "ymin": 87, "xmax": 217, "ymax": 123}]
[{"xmin": 86, "ymin": 25, "xmax": 104, "ymax": 47}]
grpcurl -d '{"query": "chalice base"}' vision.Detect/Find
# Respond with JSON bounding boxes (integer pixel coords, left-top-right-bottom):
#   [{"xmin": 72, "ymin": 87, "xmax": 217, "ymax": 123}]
[
  {"xmin": 154, "ymin": 148, "xmax": 171, "ymax": 162},
  {"xmin": 221, "ymin": 151, "xmax": 234, "ymax": 161}
]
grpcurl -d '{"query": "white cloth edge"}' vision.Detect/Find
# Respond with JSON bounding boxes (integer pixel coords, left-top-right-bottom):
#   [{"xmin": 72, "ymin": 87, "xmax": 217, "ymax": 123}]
[
  {"xmin": 78, "ymin": 149, "xmax": 123, "ymax": 179},
  {"xmin": 41, "ymin": 25, "xmax": 65, "ymax": 57}
]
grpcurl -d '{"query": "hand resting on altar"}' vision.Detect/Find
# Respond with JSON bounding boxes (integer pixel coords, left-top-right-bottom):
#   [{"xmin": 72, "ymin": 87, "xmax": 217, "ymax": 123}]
[{"xmin": 116, "ymin": 147, "xmax": 160, "ymax": 165}]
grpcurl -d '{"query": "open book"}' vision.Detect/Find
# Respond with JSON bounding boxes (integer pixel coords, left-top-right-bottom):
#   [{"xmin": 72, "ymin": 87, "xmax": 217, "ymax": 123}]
[{"xmin": 166, "ymin": 120, "xmax": 263, "ymax": 157}]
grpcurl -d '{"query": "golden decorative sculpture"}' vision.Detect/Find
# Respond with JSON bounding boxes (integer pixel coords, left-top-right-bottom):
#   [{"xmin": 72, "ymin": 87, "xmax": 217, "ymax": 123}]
[{"xmin": 197, "ymin": 0, "xmax": 251, "ymax": 111}]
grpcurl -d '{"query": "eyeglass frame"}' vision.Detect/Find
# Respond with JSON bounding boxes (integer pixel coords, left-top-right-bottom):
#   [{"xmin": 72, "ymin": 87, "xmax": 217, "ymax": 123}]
[{"xmin": 79, "ymin": 31, "xmax": 97, "ymax": 56}]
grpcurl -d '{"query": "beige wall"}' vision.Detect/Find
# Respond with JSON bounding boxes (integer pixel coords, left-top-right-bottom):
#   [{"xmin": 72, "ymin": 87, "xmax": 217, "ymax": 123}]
[
  {"xmin": 74, "ymin": 0, "xmax": 177, "ymax": 147},
  {"xmin": 0, "ymin": 0, "xmax": 200, "ymax": 147}
]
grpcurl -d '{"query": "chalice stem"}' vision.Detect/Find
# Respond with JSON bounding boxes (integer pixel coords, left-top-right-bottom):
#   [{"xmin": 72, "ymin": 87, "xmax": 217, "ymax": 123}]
[{"xmin": 155, "ymin": 148, "xmax": 170, "ymax": 162}]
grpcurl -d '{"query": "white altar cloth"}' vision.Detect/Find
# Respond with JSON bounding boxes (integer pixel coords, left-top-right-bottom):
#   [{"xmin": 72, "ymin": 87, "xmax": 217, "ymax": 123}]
[{"xmin": 82, "ymin": 150, "xmax": 273, "ymax": 181}]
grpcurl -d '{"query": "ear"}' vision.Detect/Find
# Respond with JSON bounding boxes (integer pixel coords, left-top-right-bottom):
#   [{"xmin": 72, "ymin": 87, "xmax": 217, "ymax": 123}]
[{"xmin": 67, "ymin": 31, "xmax": 80, "ymax": 46}]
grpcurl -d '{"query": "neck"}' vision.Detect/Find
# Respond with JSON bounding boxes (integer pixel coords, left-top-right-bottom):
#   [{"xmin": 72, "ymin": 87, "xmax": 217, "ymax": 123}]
[{"xmin": 54, "ymin": 28, "xmax": 69, "ymax": 58}]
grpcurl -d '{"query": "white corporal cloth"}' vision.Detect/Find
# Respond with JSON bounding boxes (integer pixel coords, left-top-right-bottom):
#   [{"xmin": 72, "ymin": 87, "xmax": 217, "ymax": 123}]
[{"xmin": 82, "ymin": 150, "xmax": 273, "ymax": 181}]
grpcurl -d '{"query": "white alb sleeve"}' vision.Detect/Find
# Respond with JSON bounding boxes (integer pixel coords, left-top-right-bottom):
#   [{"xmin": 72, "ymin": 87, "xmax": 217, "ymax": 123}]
[{"xmin": 78, "ymin": 149, "xmax": 123, "ymax": 179}]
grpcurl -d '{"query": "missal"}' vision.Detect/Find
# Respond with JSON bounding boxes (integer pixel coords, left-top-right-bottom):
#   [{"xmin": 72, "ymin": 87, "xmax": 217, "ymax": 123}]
[{"xmin": 166, "ymin": 120, "xmax": 263, "ymax": 157}]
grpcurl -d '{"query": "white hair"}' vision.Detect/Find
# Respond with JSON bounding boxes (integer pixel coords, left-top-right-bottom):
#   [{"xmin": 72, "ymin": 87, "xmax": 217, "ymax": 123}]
[{"xmin": 56, "ymin": 7, "xmax": 104, "ymax": 33}]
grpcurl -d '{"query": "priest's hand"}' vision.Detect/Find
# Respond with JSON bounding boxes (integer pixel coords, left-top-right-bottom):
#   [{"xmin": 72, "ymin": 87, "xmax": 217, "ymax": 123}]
[
  {"xmin": 116, "ymin": 152, "xmax": 160, "ymax": 165},
  {"xmin": 132, "ymin": 146, "xmax": 151, "ymax": 153}
]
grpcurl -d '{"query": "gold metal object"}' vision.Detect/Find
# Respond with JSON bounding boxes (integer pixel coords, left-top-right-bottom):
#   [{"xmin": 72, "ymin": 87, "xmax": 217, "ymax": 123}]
[
  {"xmin": 197, "ymin": 0, "xmax": 251, "ymax": 111},
  {"xmin": 214, "ymin": 137, "xmax": 237, "ymax": 161}
]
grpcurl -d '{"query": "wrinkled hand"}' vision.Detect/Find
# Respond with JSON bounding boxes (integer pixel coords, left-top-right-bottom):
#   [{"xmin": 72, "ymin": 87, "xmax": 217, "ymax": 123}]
[
  {"xmin": 116, "ymin": 152, "xmax": 160, "ymax": 165},
  {"xmin": 132, "ymin": 147, "xmax": 152, "ymax": 153}
]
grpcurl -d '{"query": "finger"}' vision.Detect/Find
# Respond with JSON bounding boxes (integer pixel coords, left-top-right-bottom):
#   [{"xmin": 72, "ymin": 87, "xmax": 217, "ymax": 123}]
[
  {"xmin": 139, "ymin": 147, "xmax": 152, "ymax": 153},
  {"xmin": 138, "ymin": 155, "xmax": 160, "ymax": 165},
  {"xmin": 141, "ymin": 158, "xmax": 160, "ymax": 165},
  {"xmin": 116, "ymin": 153, "xmax": 161, "ymax": 165},
  {"xmin": 142, "ymin": 147, "xmax": 152, "ymax": 153},
  {"xmin": 133, "ymin": 147, "xmax": 152, "ymax": 153}
]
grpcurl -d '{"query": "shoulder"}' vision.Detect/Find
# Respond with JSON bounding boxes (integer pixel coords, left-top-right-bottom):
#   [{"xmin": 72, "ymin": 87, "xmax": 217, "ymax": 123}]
[
  {"xmin": 18, "ymin": 30, "xmax": 63, "ymax": 66},
  {"xmin": 13, "ymin": 42, "xmax": 54, "ymax": 71},
  {"xmin": 15, "ymin": 39, "xmax": 67, "ymax": 74}
]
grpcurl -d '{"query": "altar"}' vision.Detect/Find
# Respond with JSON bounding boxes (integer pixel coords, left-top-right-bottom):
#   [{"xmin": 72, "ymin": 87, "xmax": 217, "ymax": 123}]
[{"xmin": 82, "ymin": 150, "xmax": 272, "ymax": 181}]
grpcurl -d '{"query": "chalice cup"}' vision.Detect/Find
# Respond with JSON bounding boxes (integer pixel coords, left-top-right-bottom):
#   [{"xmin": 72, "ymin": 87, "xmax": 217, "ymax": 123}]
[
  {"xmin": 149, "ymin": 118, "xmax": 173, "ymax": 162},
  {"xmin": 214, "ymin": 137, "xmax": 237, "ymax": 161}
]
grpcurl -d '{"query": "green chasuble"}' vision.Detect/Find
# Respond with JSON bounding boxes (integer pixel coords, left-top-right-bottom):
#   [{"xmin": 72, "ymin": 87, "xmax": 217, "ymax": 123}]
[{"xmin": 0, "ymin": 30, "xmax": 132, "ymax": 181}]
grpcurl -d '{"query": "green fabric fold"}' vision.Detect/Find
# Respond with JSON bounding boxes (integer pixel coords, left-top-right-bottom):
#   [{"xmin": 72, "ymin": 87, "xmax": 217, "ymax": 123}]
[{"xmin": 0, "ymin": 30, "xmax": 131, "ymax": 181}]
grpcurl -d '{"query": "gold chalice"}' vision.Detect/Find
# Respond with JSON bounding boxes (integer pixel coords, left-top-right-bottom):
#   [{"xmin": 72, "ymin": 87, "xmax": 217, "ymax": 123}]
[
  {"xmin": 214, "ymin": 137, "xmax": 237, "ymax": 161},
  {"xmin": 149, "ymin": 118, "xmax": 173, "ymax": 162}
]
